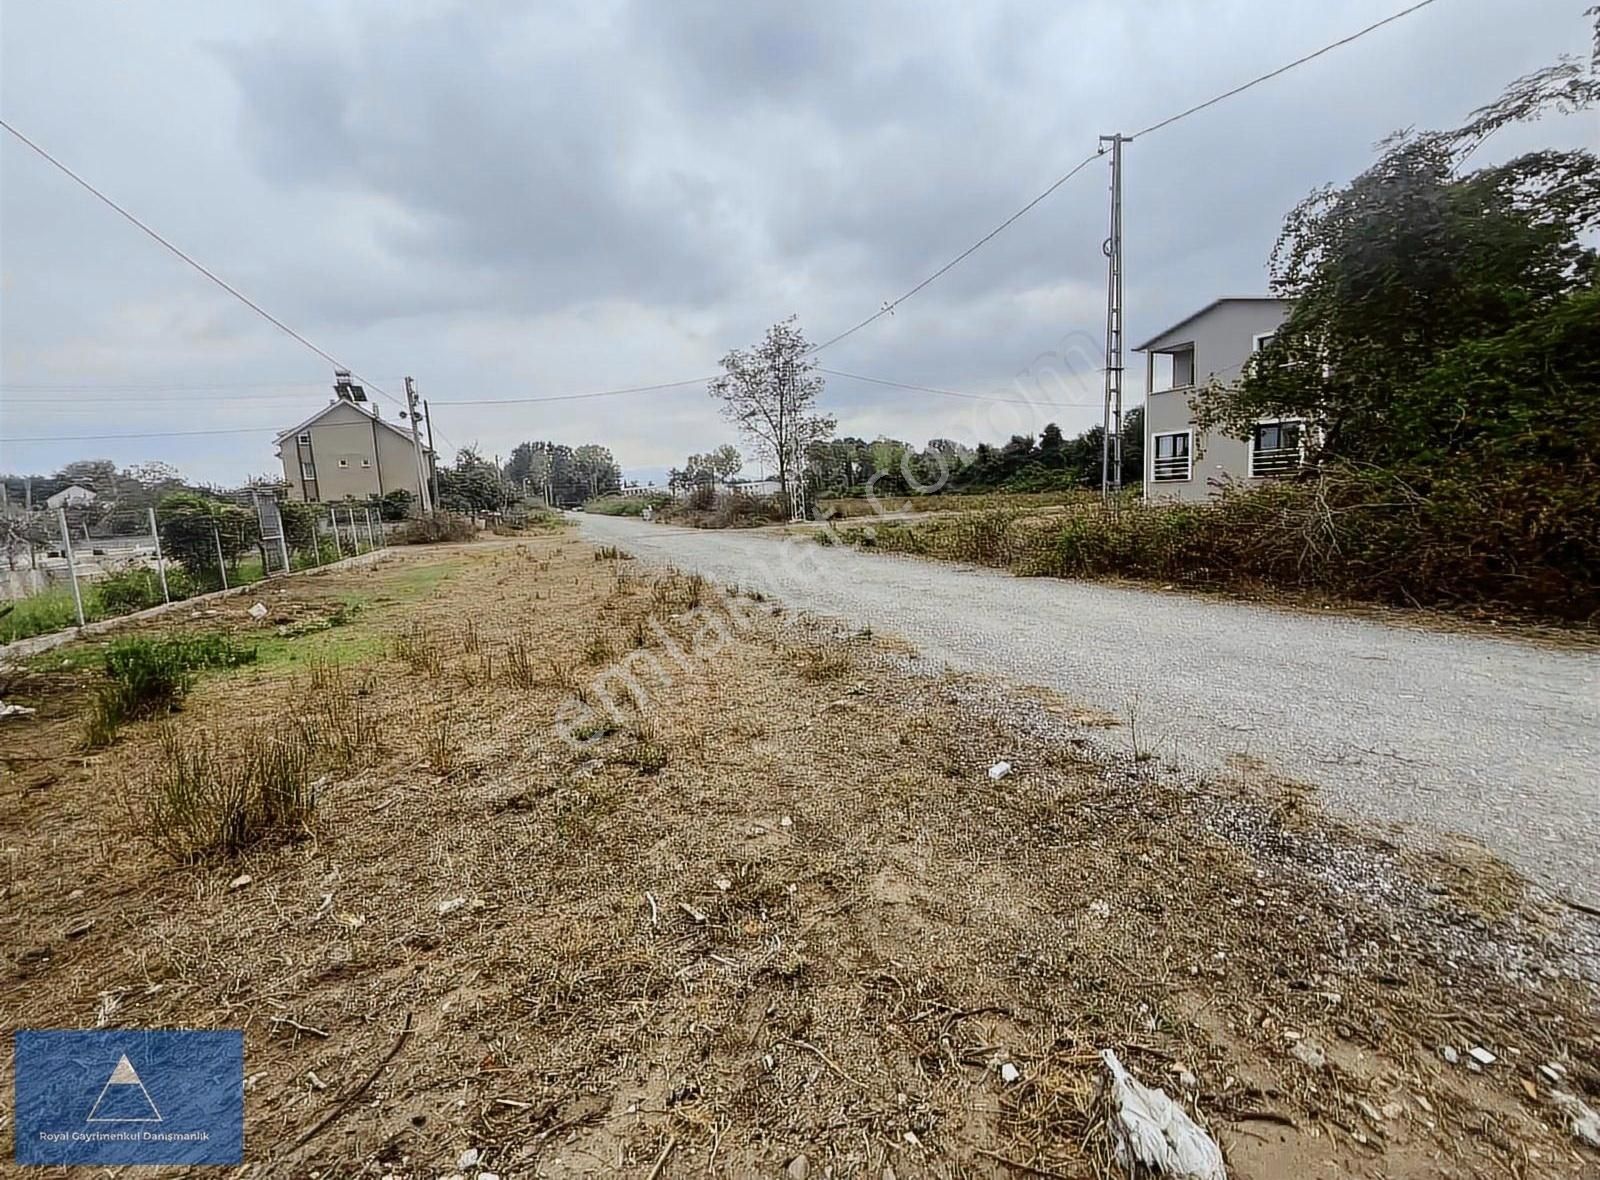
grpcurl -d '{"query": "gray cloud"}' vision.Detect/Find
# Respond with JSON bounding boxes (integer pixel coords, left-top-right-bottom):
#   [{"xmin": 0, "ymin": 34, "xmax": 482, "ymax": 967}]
[{"xmin": 2, "ymin": 0, "xmax": 1593, "ymax": 484}]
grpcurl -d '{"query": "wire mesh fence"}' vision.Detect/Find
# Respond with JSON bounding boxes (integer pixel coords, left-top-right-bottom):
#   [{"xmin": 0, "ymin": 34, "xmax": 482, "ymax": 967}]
[{"xmin": 1, "ymin": 495, "xmax": 389, "ymax": 644}]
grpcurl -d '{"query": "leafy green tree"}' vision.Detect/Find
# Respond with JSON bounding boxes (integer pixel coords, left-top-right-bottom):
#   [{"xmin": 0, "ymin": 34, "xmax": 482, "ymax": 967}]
[
  {"xmin": 1195, "ymin": 28, "xmax": 1600, "ymax": 464},
  {"xmin": 155, "ymin": 492, "xmax": 257, "ymax": 588}
]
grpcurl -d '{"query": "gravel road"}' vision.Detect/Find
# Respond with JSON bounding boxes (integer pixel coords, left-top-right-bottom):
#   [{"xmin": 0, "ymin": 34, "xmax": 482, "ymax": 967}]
[{"xmin": 577, "ymin": 512, "xmax": 1600, "ymax": 908}]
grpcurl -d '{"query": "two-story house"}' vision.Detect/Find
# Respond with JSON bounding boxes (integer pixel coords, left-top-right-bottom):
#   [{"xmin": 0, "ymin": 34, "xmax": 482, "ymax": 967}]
[
  {"xmin": 274, "ymin": 371, "xmax": 434, "ymax": 507},
  {"xmin": 1134, "ymin": 297, "xmax": 1305, "ymax": 503}
]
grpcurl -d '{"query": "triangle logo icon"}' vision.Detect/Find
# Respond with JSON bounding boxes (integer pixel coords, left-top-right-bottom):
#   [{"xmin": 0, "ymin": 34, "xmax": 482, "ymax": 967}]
[{"xmin": 87, "ymin": 1053, "xmax": 163, "ymax": 1122}]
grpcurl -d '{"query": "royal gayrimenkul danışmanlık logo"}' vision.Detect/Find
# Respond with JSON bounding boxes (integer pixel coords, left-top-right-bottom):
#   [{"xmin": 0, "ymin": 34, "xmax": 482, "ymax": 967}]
[{"xmin": 13, "ymin": 1030, "xmax": 243, "ymax": 1165}]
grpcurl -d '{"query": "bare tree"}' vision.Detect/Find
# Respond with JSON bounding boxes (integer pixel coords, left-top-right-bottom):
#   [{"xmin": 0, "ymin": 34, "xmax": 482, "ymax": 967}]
[{"xmin": 709, "ymin": 318, "xmax": 834, "ymax": 513}]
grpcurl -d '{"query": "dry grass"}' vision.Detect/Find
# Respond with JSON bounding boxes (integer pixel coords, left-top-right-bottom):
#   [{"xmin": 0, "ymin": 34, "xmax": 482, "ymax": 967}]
[{"xmin": 1, "ymin": 535, "xmax": 1594, "ymax": 1178}]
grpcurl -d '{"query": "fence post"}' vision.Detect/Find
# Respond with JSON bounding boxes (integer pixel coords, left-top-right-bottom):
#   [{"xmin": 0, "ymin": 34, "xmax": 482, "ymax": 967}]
[
  {"xmin": 362, "ymin": 509, "xmax": 375, "ymax": 552},
  {"xmin": 56, "ymin": 507, "xmax": 86, "ymax": 627},
  {"xmin": 275, "ymin": 519, "xmax": 291, "ymax": 576},
  {"xmin": 212, "ymin": 523, "xmax": 229, "ymax": 590},
  {"xmin": 351, "ymin": 507, "xmax": 364, "ymax": 553},
  {"xmin": 147, "ymin": 507, "xmax": 171, "ymax": 604},
  {"xmin": 311, "ymin": 518, "xmax": 324, "ymax": 566},
  {"xmin": 329, "ymin": 508, "xmax": 343, "ymax": 560}
]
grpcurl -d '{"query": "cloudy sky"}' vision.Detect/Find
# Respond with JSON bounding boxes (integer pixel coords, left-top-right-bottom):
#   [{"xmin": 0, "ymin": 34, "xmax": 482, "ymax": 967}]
[{"xmin": 1, "ymin": 0, "xmax": 1593, "ymax": 486}]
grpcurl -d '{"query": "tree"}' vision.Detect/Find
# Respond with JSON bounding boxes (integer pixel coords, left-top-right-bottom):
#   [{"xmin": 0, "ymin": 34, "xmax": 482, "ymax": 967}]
[
  {"xmin": 155, "ymin": 492, "xmax": 257, "ymax": 588},
  {"xmin": 1194, "ymin": 23, "xmax": 1600, "ymax": 465},
  {"xmin": 709, "ymin": 318, "xmax": 836, "ymax": 511},
  {"xmin": 708, "ymin": 443, "xmax": 743, "ymax": 483},
  {"xmin": 437, "ymin": 447, "xmax": 507, "ymax": 514},
  {"xmin": 572, "ymin": 444, "xmax": 621, "ymax": 498}
]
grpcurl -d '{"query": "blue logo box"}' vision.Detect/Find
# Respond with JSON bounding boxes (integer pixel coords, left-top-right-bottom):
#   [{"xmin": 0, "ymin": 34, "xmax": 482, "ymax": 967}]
[{"xmin": 14, "ymin": 1030, "xmax": 243, "ymax": 1165}]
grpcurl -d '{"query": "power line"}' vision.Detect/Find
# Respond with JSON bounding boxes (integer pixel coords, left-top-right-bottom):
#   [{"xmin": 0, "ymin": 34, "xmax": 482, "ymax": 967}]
[
  {"xmin": 0, "ymin": 118, "xmax": 411, "ymax": 419},
  {"xmin": 0, "ymin": 378, "xmax": 366, "ymax": 392},
  {"xmin": 807, "ymin": 0, "xmax": 1444, "ymax": 357},
  {"xmin": 808, "ymin": 152, "xmax": 1103, "ymax": 356},
  {"xmin": 433, "ymin": 376, "xmax": 718, "ymax": 407},
  {"xmin": 1131, "ymin": 0, "xmax": 1442, "ymax": 140},
  {"xmin": 817, "ymin": 367, "xmax": 1103, "ymax": 408},
  {"xmin": 4, "ymin": 425, "xmax": 280, "ymax": 443},
  {"xmin": 4, "ymin": 392, "xmax": 340, "ymax": 406}
]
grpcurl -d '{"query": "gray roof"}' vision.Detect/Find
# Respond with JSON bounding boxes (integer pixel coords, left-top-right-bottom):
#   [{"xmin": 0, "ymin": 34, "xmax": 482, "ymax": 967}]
[{"xmin": 1132, "ymin": 297, "xmax": 1291, "ymax": 353}]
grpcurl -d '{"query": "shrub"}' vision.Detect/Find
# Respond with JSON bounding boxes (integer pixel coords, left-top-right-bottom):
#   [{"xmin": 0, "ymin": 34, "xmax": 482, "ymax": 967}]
[
  {"xmin": 84, "ymin": 634, "xmax": 258, "ymax": 747},
  {"xmin": 393, "ymin": 512, "xmax": 477, "ymax": 544},
  {"xmin": 94, "ymin": 568, "xmax": 166, "ymax": 614}
]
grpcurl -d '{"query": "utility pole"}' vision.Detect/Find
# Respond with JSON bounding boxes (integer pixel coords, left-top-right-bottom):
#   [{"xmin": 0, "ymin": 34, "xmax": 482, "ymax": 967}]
[
  {"xmin": 423, "ymin": 398, "xmax": 441, "ymax": 511},
  {"xmin": 404, "ymin": 376, "xmax": 433, "ymax": 514},
  {"xmin": 1099, "ymin": 133, "xmax": 1127, "ymax": 501}
]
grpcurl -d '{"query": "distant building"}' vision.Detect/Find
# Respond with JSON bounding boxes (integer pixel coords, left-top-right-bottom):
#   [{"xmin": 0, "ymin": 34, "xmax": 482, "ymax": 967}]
[
  {"xmin": 274, "ymin": 371, "xmax": 434, "ymax": 507},
  {"xmin": 44, "ymin": 484, "xmax": 98, "ymax": 510},
  {"xmin": 1135, "ymin": 297, "xmax": 1300, "ymax": 503}
]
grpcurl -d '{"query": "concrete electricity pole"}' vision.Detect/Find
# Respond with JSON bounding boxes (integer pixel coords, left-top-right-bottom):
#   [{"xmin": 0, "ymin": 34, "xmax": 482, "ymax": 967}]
[
  {"xmin": 404, "ymin": 376, "xmax": 433, "ymax": 514},
  {"xmin": 1099, "ymin": 133, "xmax": 1127, "ymax": 501},
  {"xmin": 423, "ymin": 398, "xmax": 441, "ymax": 511}
]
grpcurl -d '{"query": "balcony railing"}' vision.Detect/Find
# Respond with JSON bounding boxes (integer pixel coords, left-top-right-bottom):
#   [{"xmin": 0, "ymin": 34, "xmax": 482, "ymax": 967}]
[
  {"xmin": 1250, "ymin": 446, "xmax": 1302, "ymax": 478},
  {"xmin": 1151, "ymin": 454, "xmax": 1191, "ymax": 481}
]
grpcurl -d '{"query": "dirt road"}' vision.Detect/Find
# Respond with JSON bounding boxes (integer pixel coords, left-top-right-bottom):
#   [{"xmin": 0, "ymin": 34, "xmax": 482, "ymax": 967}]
[{"xmin": 578, "ymin": 513, "xmax": 1600, "ymax": 908}]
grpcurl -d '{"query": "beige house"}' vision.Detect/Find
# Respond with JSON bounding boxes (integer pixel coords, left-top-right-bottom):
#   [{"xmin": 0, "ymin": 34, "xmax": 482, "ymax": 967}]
[
  {"xmin": 1135, "ymin": 297, "xmax": 1302, "ymax": 503},
  {"xmin": 274, "ymin": 376, "xmax": 433, "ymax": 508}
]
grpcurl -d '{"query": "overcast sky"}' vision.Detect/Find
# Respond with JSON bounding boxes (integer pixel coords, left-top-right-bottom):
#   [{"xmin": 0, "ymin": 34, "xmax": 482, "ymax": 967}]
[{"xmin": 2, "ymin": 0, "xmax": 1593, "ymax": 486}]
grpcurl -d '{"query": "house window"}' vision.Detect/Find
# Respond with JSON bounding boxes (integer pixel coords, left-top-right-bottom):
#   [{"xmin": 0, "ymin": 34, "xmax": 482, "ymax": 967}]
[
  {"xmin": 1252, "ymin": 332, "xmax": 1275, "ymax": 352},
  {"xmin": 1250, "ymin": 420, "xmax": 1305, "ymax": 477},
  {"xmin": 301, "ymin": 462, "xmax": 316, "ymax": 479},
  {"xmin": 337, "ymin": 458, "xmax": 349, "ymax": 468},
  {"xmin": 298, "ymin": 432, "xmax": 312, "ymax": 444},
  {"xmin": 1151, "ymin": 431, "xmax": 1192, "ymax": 482},
  {"xmin": 361, "ymin": 458, "xmax": 371, "ymax": 468}
]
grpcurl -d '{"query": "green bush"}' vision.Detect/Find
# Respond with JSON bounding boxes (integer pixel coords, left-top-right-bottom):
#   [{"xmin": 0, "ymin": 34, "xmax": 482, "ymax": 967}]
[
  {"xmin": 583, "ymin": 496, "xmax": 663, "ymax": 516},
  {"xmin": 85, "ymin": 634, "xmax": 258, "ymax": 747},
  {"xmin": 393, "ymin": 512, "xmax": 477, "ymax": 544}
]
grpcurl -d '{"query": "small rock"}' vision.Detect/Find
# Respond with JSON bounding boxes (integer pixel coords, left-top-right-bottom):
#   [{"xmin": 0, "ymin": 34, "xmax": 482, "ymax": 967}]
[
  {"xmin": 1000, "ymin": 1062, "xmax": 1021, "ymax": 1084},
  {"xmin": 988, "ymin": 761, "xmax": 1012, "ymax": 781},
  {"xmin": 1087, "ymin": 899, "xmax": 1111, "ymax": 921},
  {"xmin": 457, "ymin": 1147, "xmax": 480, "ymax": 1169},
  {"xmin": 248, "ymin": 602, "xmax": 269, "ymax": 620},
  {"xmin": 1289, "ymin": 1039, "xmax": 1326, "ymax": 1071},
  {"xmin": 903, "ymin": 1130, "xmax": 921, "ymax": 1147},
  {"xmin": 1357, "ymin": 1099, "xmax": 1384, "ymax": 1124},
  {"xmin": 66, "ymin": 889, "xmax": 84, "ymax": 901},
  {"xmin": 714, "ymin": 877, "xmax": 732, "ymax": 891},
  {"xmin": 1521, "ymin": 1079, "xmax": 1538, "ymax": 1099},
  {"xmin": 479, "ymin": 1173, "xmax": 501, "ymax": 1180},
  {"xmin": 1178, "ymin": 1069, "xmax": 1199, "ymax": 1090},
  {"xmin": 1381, "ymin": 1101, "xmax": 1404, "ymax": 1120},
  {"xmin": 228, "ymin": 873, "xmax": 252, "ymax": 891},
  {"xmin": 1555, "ymin": 1092, "xmax": 1600, "ymax": 1148},
  {"xmin": 779, "ymin": 816, "xmax": 793, "ymax": 828},
  {"xmin": 438, "ymin": 897, "xmax": 468, "ymax": 916},
  {"xmin": 1539, "ymin": 1062, "xmax": 1565, "ymax": 1083},
  {"xmin": 786, "ymin": 1154, "xmax": 810, "ymax": 1179},
  {"xmin": 1468, "ymin": 1046, "xmax": 1496, "ymax": 1067},
  {"xmin": 1441, "ymin": 1046, "xmax": 1459, "ymax": 1065}
]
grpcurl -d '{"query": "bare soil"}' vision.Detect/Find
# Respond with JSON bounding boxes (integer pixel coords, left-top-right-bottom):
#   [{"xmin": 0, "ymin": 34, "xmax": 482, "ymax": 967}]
[{"xmin": 1, "ymin": 533, "xmax": 1596, "ymax": 1177}]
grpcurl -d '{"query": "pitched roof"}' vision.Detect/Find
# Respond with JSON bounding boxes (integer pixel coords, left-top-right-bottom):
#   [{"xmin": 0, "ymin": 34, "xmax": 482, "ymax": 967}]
[
  {"xmin": 1132, "ymin": 297, "xmax": 1291, "ymax": 353},
  {"xmin": 272, "ymin": 400, "xmax": 431, "ymax": 451}
]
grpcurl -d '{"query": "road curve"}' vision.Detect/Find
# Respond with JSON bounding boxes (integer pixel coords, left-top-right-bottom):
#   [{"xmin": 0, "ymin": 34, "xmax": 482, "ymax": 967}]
[{"xmin": 576, "ymin": 513, "xmax": 1600, "ymax": 907}]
